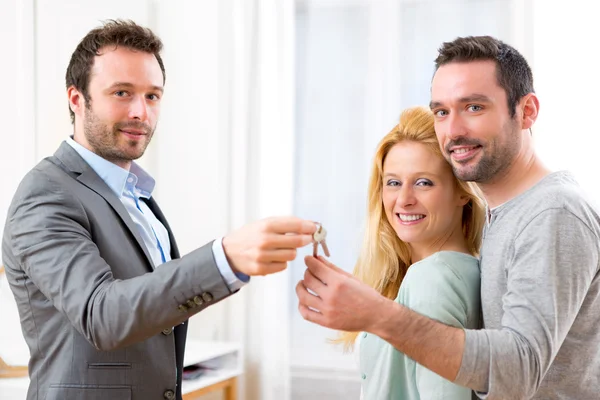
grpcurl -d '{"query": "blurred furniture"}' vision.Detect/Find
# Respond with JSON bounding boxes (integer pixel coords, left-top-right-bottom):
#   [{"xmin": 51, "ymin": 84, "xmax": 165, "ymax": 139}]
[{"xmin": 181, "ymin": 340, "xmax": 241, "ymax": 400}]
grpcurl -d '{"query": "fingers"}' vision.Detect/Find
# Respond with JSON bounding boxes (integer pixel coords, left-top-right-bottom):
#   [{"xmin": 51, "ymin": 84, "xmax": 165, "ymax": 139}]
[
  {"xmin": 295, "ymin": 280, "xmax": 322, "ymax": 310},
  {"xmin": 262, "ymin": 217, "xmax": 317, "ymax": 235},
  {"xmin": 317, "ymin": 256, "xmax": 354, "ymax": 278},
  {"xmin": 246, "ymin": 248, "xmax": 332, "ymax": 265},
  {"xmin": 253, "ymin": 262, "xmax": 287, "ymax": 275},
  {"xmin": 254, "ymin": 249, "xmax": 298, "ymax": 263},
  {"xmin": 298, "ymin": 303, "xmax": 325, "ymax": 326},
  {"xmin": 223, "ymin": 216, "xmax": 318, "ymax": 277},
  {"xmin": 304, "ymin": 255, "xmax": 334, "ymax": 283},
  {"xmin": 254, "ymin": 216, "xmax": 318, "ymax": 249},
  {"xmin": 273, "ymin": 233, "xmax": 314, "ymax": 248},
  {"xmin": 304, "ymin": 267, "xmax": 327, "ymax": 293}
]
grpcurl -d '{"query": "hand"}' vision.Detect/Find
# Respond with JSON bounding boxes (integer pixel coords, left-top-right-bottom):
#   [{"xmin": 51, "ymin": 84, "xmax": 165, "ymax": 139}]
[
  {"xmin": 296, "ymin": 256, "xmax": 388, "ymax": 332},
  {"xmin": 222, "ymin": 216, "xmax": 316, "ymax": 276}
]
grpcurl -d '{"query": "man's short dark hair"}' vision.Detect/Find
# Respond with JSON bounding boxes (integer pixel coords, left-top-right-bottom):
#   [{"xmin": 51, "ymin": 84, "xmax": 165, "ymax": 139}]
[
  {"xmin": 65, "ymin": 19, "xmax": 165, "ymax": 124},
  {"xmin": 434, "ymin": 36, "xmax": 534, "ymax": 118}
]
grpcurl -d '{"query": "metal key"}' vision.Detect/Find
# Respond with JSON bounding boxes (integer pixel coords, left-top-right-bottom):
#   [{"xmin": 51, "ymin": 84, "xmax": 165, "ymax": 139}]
[{"xmin": 312, "ymin": 223, "xmax": 330, "ymax": 257}]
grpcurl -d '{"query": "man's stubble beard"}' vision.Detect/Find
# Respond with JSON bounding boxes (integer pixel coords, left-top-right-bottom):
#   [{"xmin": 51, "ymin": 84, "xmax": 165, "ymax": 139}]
[
  {"xmin": 83, "ymin": 104, "xmax": 154, "ymax": 165},
  {"xmin": 449, "ymin": 119, "xmax": 522, "ymax": 184}
]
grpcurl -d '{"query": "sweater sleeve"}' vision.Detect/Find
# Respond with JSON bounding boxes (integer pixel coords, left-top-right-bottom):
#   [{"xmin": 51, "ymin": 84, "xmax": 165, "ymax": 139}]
[{"xmin": 455, "ymin": 209, "xmax": 599, "ymax": 399}]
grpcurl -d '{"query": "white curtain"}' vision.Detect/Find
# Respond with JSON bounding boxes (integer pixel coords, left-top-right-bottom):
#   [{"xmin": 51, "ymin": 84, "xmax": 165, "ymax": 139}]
[
  {"xmin": 155, "ymin": 0, "xmax": 296, "ymax": 398},
  {"xmin": 221, "ymin": 1, "xmax": 296, "ymax": 399}
]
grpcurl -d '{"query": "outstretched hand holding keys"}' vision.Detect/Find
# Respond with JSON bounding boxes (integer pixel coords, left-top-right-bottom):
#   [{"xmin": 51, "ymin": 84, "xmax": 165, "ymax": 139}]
[{"xmin": 222, "ymin": 216, "xmax": 331, "ymax": 277}]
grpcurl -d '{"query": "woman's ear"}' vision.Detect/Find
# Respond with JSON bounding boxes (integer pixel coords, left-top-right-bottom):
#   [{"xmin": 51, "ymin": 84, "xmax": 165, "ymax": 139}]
[{"xmin": 457, "ymin": 193, "xmax": 471, "ymax": 207}]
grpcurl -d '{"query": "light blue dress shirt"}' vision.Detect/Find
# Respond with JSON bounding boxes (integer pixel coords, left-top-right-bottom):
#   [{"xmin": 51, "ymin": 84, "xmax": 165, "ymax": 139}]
[{"xmin": 66, "ymin": 138, "xmax": 249, "ymax": 291}]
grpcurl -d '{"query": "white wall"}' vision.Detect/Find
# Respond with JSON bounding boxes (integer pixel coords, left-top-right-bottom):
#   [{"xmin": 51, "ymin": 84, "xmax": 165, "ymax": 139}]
[{"xmin": 531, "ymin": 0, "xmax": 600, "ymax": 202}]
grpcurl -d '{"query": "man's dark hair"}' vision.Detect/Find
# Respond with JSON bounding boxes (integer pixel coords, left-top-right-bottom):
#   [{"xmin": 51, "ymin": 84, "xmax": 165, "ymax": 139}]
[
  {"xmin": 65, "ymin": 19, "xmax": 165, "ymax": 124},
  {"xmin": 435, "ymin": 36, "xmax": 534, "ymax": 118}
]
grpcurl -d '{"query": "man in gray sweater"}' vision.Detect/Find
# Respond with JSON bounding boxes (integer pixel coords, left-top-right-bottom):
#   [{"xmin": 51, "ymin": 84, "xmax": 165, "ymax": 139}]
[{"xmin": 296, "ymin": 36, "xmax": 600, "ymax": 399}]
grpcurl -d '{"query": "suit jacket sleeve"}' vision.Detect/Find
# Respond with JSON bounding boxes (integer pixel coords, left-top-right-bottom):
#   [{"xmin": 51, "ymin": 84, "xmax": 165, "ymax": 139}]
[{"xmin": 5, "ymin": 168, "xmax": 233, "ymax": 351}]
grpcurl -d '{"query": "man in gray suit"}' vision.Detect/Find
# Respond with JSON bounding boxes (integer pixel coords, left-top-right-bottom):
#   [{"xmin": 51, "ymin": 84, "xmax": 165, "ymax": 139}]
[{"xmin": 2, "ymin": 20, "xmax": 316, "ymax": 400}]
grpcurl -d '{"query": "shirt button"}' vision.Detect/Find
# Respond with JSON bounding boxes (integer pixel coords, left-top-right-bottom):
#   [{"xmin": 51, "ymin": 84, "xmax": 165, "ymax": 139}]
[
  {"xmin": 162, "ymin": 327, "xmax": 173, "ymax": 335},
  {"xmin": 361, "ymin": 373, "xmax": 366, "ymax": 380},
  {"xmin": 202, "ymin": 292, "xmax": 213, "ymax": 302},
  {"xmin": 163, "ymin": 389, "xmax": 175, "ymax": 399},
  {"xmin": 127, "ymin": 177, "xmax": 134, "ymax": 183}
]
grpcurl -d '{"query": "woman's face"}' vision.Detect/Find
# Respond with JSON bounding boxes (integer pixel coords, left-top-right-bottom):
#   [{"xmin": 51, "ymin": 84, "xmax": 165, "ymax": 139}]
[{"xmin": 382, "ymin": 141, "xmax": 468, "ymax": 258}]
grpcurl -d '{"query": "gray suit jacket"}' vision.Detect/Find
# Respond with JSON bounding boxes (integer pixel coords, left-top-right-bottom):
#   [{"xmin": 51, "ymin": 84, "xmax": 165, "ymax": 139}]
[{"xmin": 2, "ymin": 141, "xmax": 234, "ymax": 400}]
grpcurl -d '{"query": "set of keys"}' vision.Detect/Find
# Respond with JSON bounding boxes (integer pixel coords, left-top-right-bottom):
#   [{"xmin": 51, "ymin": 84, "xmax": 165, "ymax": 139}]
[{"xmin": 312, "ymin": 222, "xmax": 330, "ymax": 258}]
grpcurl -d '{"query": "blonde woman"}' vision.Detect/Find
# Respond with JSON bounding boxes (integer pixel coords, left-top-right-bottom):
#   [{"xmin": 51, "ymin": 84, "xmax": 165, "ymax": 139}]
[{"xmin": 299, "ymin": 106, "xmax": 485, "ymax": 399}]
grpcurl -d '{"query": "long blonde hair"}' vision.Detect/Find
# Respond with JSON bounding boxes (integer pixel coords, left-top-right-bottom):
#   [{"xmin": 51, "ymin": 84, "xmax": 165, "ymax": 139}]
[{"xmin": 337, "ymin": 106, "xmax": 485, "ymax": 350}]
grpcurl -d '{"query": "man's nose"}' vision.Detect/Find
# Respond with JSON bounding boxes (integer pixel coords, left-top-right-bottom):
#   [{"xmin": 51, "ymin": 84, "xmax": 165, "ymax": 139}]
[
  {"xmin": 128, "ymin": 96, "xmax": 148, "ymax": 121},
  {"xmin": 446, "ymin": 113, "xmax": 467, "ymax": 141}
]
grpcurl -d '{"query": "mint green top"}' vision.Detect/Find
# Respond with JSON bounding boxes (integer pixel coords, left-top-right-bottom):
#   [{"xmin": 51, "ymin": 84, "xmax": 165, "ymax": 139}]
[{"xmin": 359, "ymin": 251, "xmax": 481, "ymax": 400}]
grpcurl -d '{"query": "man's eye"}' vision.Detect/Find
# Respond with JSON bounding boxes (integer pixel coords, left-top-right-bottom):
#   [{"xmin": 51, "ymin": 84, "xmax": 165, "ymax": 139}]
[
  {"xmin": 115, "ymin": 91, "xmax": 128, "ymax": 97},
  {"xmin": 467, "ymin": 105, "xmax": 482, "ymax": 112},
  {"xmin": 434, "ymin": 109, "xmax": 448, "ymax": 117}
]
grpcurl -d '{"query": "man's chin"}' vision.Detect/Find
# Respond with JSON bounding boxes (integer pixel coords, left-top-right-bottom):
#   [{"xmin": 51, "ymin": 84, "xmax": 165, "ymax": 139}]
[
  {"xmin": 106, "ymin": 149, "xmax": 146, "ymax": 164},
  {"xmin": 126, "ymin": 151, "xmax": 146, "ymax": 161},
  {"xmin": 452, "ymin": 164, "xmax": 483, "ymax": 182},
  {"xmin": 119, "ymin": 142, "xmax": 149, "ymax": 160}
]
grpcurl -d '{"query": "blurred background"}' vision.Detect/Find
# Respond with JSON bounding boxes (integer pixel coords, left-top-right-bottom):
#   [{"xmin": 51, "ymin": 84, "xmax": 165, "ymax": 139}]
[{"xmin": 1, "ymin": 0, "xmax": 598, "ymax": 399}]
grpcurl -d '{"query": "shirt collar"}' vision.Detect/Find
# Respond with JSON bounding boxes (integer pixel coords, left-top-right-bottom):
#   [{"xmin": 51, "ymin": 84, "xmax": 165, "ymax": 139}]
[{"xmin": 66, "ymin": 137, "xmax": 155, "ymax": 198}]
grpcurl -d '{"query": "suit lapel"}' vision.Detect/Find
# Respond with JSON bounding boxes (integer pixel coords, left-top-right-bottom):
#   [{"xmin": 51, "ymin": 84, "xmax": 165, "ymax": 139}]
[
  {"xmin": 141, "ymin": 197, "xmax": 180, "ymax": 259},
  {"xmin": 51, "ymin": 141, "xmax": 155, "ymax": 271},
  {"xmin": 142, "ymin": 191, "xmax": 187, "ymax": 399}
]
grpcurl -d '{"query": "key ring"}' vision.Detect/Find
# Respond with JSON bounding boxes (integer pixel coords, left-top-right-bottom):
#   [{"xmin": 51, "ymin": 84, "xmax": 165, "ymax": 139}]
[{"xmin": 312, "ymin": 222, "xmax": 330, "ymax": 258}]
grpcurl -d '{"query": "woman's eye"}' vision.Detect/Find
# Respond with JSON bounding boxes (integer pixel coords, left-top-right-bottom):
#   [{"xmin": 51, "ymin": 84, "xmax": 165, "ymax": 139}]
[
  {"xmin": 416, "ymin": 179, "xmax": 433, "ymax": 187},
  {"xmin": 386, "ymin": 180, "xmax": 401, "ymax": 187}
]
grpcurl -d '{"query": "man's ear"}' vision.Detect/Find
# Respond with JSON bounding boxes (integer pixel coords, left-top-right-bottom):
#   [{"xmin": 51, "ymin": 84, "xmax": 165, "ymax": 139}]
[
  {"xmin": 520, "ymin": 93, "xmax": 539, "ymax": 131},
  {"xmin": 67, "ymin": 86, "xmax": 84, "ymax": 117}
]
